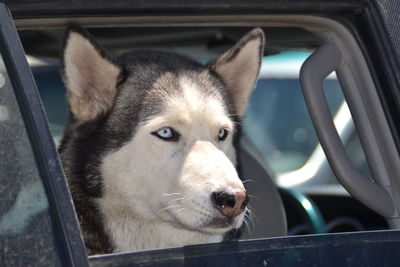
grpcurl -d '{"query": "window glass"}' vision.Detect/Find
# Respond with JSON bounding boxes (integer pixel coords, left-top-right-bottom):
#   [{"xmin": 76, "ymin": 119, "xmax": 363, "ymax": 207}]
[
  {"xmin": 243, "ymin": 51, "xmax": 371, "ymax": 187},
  {"xmin": 30, "ymin": 60, "xmax": 67, "ymax": 146},
  {"xmin": 0, "ymin": 55, "xmax": 63, "ymax": 265}
]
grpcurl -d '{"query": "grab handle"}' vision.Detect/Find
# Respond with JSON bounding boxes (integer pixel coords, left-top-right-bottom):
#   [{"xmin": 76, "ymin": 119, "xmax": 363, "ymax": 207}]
[{"xmin": 300, "ymin": 42, "xmax": 395, "ymax": 219}]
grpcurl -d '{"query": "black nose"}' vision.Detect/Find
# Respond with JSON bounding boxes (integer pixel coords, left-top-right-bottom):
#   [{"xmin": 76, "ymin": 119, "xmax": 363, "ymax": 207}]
[
  {"xmin": 211, "ymin": 191, "xmax": 249, "ymax": 217},
  {"xmin": 212, "ymin": 191, "xmax": 236, "ymax": 208}
]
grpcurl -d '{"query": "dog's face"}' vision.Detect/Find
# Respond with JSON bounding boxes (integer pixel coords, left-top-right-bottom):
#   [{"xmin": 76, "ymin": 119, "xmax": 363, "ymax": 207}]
[{"xmin": 62, "ymin": 27, "xmax": 264, "ymax": 235}]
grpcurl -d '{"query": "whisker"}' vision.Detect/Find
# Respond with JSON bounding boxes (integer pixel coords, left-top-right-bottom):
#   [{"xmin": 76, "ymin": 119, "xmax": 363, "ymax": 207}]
[
  {"xmin": 248, "ymin": 194, "xmax": 261, "ymax": 202},
  {"xmin": 156, "ymin": 204, "xmax": 181, "ymax": 215},
  {"xmin": 246, "ymin": 211, "xmax": 254, "ymax": 234},
  {"xmin": 247, "ymin": 206, "xmax": 259, "ymax": 230},
  {"xmin": 174, "ymin": 207, "xmax": 186, "ymax": 213},
  {"xmin": 241, "ymin": 207, "xmax": 254, "ymax": 235},
  {"xmin": 157, "ymin": 194, "xmax": 188, "ymax": 215},
  {"xmin": 233, "ymin": 225, "xmax": 239, "ymax": 238},
  {"xmin": 162, "ymin": 193, "xmax": 182, "ymax": 197},
  {"xmin": 243, "ymin": 214, "xmax": 253, "ymax": 235},
  {"xmin": 167, "ymin": 197, "xmax": 185, "ymax": 205},
  {"xmin": 242, "ymin": 179, "xmax": 256, "ymax": 184}
]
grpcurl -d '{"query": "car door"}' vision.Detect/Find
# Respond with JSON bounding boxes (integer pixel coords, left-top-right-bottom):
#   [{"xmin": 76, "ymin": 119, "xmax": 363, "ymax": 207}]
[
  {"xmin": 0, "ymin": 2, "xmax": 88, "ymax": 265},
  {"xmin": 2, "ymin": 0, "xmax": 400, "ymax": 266}
]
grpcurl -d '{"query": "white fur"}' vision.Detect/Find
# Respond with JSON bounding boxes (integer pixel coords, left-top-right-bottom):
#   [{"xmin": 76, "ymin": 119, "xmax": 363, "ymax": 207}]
[{"xmin": 98, "ymin": 74, "xmax": 246, "ymax": 252}]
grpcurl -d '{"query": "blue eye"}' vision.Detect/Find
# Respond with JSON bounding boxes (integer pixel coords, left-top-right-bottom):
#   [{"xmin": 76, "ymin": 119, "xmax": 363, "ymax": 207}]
[
  {"xmin": 157, "ymin": 128, "xmax": 172, "ymax": 138},
  {"xmin": 152, "ymin": 127, "xmax": 180, "ymax": 141},
  {"xmin": 218, "ymin": 128, "xmax": 229, "ymax": 141}
]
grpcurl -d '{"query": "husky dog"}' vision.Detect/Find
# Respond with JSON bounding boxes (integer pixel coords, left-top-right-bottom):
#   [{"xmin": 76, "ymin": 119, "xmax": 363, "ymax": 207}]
[{"xmin": 59, "ymin": 25, "xmax": 264, "ymax": 254}]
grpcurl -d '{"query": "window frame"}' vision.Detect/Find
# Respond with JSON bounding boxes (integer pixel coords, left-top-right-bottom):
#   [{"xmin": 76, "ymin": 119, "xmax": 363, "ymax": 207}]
[
  {"xmin": 0, "ymin": 2, "xmax": 88, "ymax": 266},
  {"xmin": 88, "ymin": 230, "xmax": 400, "ymax": 266}
]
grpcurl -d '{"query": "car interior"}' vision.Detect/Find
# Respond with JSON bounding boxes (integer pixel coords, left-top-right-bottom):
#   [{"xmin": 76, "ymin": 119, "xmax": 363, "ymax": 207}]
[{"xmin": 14, "ymin": 21, "xmax": 393, "ymax": 251}]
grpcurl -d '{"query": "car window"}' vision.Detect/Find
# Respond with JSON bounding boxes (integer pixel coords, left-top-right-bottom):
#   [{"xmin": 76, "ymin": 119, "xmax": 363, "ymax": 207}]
[
  {"xmin": 23, "ymin": 25, "xmax": 383, "ymax": 258},
  {"xmin": 0, "ymin": 53, "xmax": 63, "ymax": 265},
  {"xmin": 6, "ymin": 0, "xmax": 400, "ymax": 263},
  {"xmin": 30, "ymin": 60, "xmax": 67, "ymax": 146}
]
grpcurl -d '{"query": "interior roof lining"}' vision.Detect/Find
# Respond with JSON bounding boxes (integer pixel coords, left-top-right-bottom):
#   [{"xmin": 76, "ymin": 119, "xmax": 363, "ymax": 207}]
[{"xmin": 13, "ymin": 15, "xmax": 326, "ymax": 30}]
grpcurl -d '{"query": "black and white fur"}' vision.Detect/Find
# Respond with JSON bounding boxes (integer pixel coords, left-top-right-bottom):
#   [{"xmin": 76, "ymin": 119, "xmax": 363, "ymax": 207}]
[{"xmin": 59, "ymin": 25, "xmax": 264, "ymax": 254}]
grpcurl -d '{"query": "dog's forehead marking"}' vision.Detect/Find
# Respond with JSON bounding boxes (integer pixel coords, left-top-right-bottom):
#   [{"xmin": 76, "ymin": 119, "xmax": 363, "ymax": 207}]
[
  {"xmin": 167, "ymin": 73, "xmax": 232, "ymax": 129},
  {"xmin": 150, "ymin": 71, "xmax": 179, "ymax": 99},
  {"xmin": 144, "ymin": 71, "xmax": 233, "ymax": 132}
]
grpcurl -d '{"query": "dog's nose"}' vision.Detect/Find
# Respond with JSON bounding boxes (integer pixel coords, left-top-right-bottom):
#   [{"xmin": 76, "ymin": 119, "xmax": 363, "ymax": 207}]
[{"xmin": 211, "ymin": 191, "xmax": 249, "ymax": 217}]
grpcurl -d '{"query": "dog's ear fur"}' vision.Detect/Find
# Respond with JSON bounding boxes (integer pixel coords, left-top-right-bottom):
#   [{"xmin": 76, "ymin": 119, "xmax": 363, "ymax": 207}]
[
  {"xmin": 208, "ymin": 28, "xmax": 264, "ymax": 117},
  {"xmin": 61, "ymin": 25, "xmax": 121, "ymax": 122}
]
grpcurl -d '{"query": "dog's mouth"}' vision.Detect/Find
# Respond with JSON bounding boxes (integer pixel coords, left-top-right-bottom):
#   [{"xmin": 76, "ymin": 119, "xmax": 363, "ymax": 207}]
[
  {"xmin": 165, "ymin": 209, "xmax": 242, "ymax": 234},
  {"xmin": 206, "ymin": 216, "xmax": 235, "ymax": 229},
  {"xmin": 191, "ymin": 213, "xmax": 246, "ymax": 234},
  {"xmin": 186, "ymin": 219, "xmax": 236, "ymax": 234},
  {"xmin": 159, "ymin": 195, "xmax": 247, "ymax": 234}
]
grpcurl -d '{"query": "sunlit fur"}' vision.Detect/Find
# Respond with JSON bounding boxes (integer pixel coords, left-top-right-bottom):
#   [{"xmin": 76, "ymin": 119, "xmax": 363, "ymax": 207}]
[
  {"xmin": 59, "ymin": 26, "xmax": 264, "ymax": 254},
  {"xmin": 98, "ymin": 74, "xmax": 245, "ymax": 251}
]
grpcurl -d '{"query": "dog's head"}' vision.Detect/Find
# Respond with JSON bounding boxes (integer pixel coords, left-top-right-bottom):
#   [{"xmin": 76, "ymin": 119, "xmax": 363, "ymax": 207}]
[{"xmin": 61, "ymin": 26, "xmax": 264, "ymax": 235}]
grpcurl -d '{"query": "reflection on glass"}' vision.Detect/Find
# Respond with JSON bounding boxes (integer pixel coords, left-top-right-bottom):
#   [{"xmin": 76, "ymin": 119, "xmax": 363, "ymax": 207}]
[
  {"xmin": 0, "ymin": 54, "xmax": 62, "ymax": 265},
  {"xmin": 244, "ymin": 51, "xmax": 370, "ymax": 188}
]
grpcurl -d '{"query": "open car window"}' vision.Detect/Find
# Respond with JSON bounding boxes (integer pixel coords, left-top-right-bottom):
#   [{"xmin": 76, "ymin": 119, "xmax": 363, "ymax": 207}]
[{"xmin": 25, "ymin": 23, "xmax": 388, "ymax": 241}]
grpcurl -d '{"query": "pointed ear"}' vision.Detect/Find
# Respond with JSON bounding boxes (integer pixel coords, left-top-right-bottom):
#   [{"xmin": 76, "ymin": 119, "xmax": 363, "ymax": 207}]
[
  {"xmin": 208, "ymin": 28, "xmax": 264, "ymax": 117},
  {"xmin": 61, "ymin": 25, "xmax": 121, "ymax": 122}
]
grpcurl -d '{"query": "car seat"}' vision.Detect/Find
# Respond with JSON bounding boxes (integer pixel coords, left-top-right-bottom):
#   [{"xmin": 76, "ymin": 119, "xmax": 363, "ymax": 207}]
[{"xmin": 238, "ymin": 142, "xmax": 287, "ymax": 239}]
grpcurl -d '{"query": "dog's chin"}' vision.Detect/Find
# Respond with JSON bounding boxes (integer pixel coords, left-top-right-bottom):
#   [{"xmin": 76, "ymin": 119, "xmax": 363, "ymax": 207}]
[
  {"xmin": 181, "ymin": 220, "xmax": 234, "ymax": 235},
  {"xmin": 201, "ymin": 226, "xmax": 232, "ymax": 234},
  {"xmin": 201, "ymin": 213, "xmax": 245, "ymax": 234},
  {"xmin": 200, "ymin": 217, "xmax": 235, "ymax": 233},
  {"xmin": 168, "ymin": 212, "xmax": 245, "ymax": 235}
]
